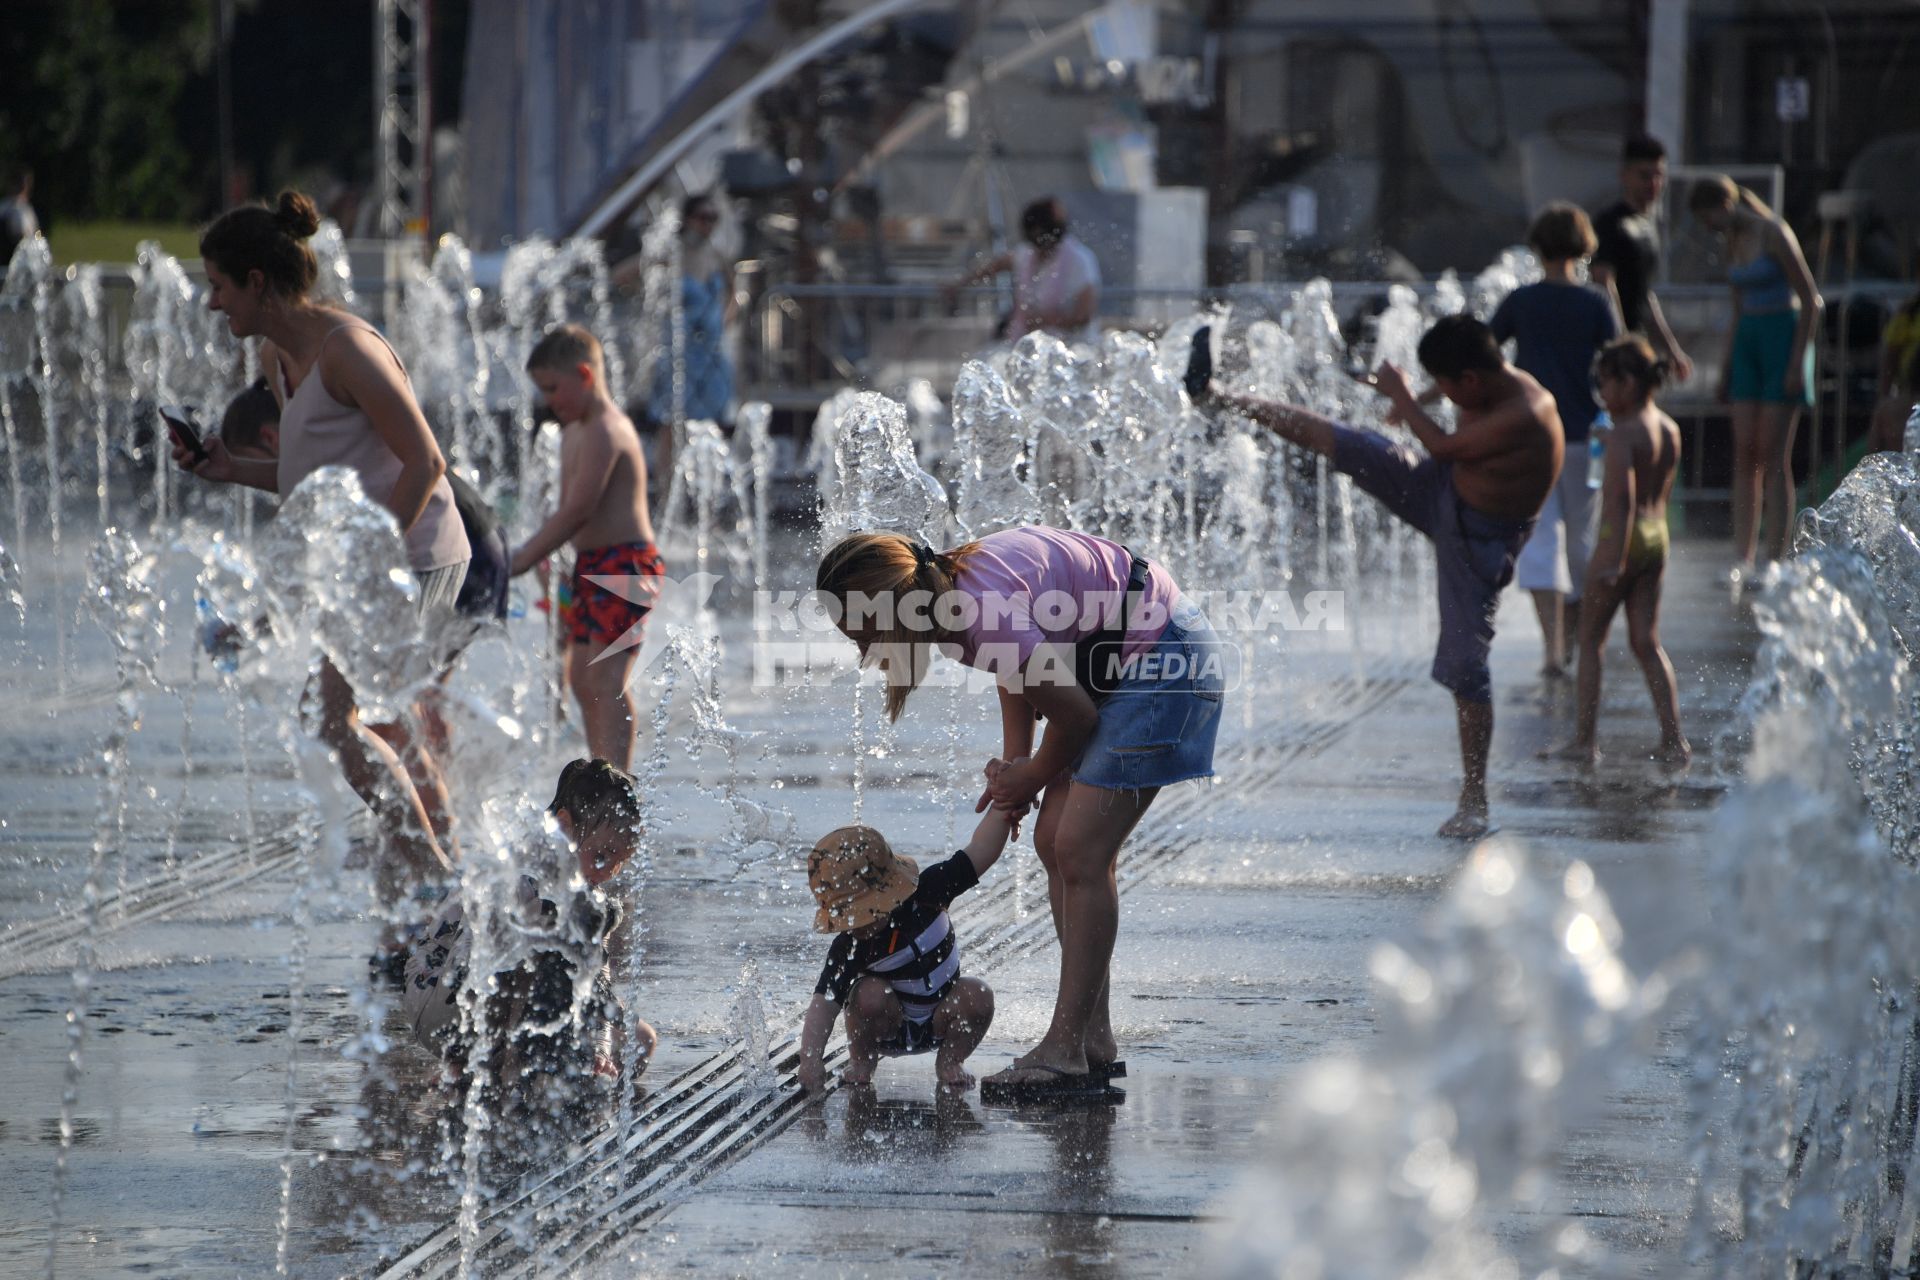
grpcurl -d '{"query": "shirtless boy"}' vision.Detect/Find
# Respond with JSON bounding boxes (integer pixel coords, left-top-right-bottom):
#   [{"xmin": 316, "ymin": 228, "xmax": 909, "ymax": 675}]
[
  {"xmin": 1189, "ymin": 315, "xmax": 1563, "ymax": 839},
  {"xmin": 510, "ymin": 325, "xmax": 662, "ymax": 769}
]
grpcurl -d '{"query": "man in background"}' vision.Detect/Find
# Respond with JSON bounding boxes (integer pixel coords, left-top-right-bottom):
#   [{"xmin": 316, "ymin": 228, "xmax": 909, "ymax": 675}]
[{"xmin": 1591, "ymin": 136, "xmax": 1694, "ymax": 384}]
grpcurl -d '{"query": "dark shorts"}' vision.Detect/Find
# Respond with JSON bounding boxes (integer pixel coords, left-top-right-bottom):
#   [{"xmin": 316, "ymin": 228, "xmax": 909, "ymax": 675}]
[
  {"xmin": 875, "ymin": 1015, "xmax": 942, "ymax": 1058},
  {"xmin": 563, "ymin": 541, "xmax": 665, "ymax": 647},
  {"xmin": 455, "ymin": 523, "xmax": 511, "ymax": 622},
  {"xmin": 1332, "ymin": 426, "xmax": 1535, "ymax": 705}
]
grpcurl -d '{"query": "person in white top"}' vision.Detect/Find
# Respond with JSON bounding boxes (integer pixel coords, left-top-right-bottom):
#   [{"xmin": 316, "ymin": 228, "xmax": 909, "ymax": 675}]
[
  {"xmin": 174, "ymin": 189, "xmax": 468, "ymax": 896},
  {"xmin": 947, "ymin": 196, "xmax": 1102, "ymax": 346}
]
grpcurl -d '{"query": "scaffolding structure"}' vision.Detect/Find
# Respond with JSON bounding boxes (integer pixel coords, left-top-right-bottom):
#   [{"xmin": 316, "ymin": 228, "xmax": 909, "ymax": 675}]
[{"xmin": 375, "ymin": 0, "xmax": 431, "ymax": 240}]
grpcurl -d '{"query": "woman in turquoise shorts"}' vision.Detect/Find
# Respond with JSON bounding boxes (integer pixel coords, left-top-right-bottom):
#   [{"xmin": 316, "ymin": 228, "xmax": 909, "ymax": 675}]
[{"xmin": 1690, "ymin": 175, "xmax": 1823, "ymax": 575}]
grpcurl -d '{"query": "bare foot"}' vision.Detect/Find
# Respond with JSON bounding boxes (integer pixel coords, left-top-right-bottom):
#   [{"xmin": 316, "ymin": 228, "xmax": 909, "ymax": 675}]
[
  {"xmin": 1538, "ymin": 740, "xmax": 1598, "ymax": 768},
  {"xmin": 842, "ymin": 1058, "xmax": 876, "ymax": 1087},
  {"xmin": 1655, "ymin": 737, "xmax": 1692, "ymax": 770},
  {"xmin": 936, "ymin": 1063, "xmax": 976, "ymax": 1092},
  {"xmin": 1437, "ymin": 806, "xmax": 1493, "ymax": 841}
]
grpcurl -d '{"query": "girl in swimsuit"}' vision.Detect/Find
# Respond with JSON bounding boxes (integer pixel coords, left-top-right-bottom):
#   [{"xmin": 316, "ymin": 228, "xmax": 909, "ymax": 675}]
[
  {"xmin": 1690, "ymin": 175, "xmax": 1822, "ymax": 577},
  {"xmin": 1549, "ymin": 336, "xmax": 1690, "ymax": 769}
]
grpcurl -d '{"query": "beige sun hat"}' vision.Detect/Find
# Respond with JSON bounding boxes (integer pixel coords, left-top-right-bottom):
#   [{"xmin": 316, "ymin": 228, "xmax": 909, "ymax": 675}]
[{"xmin": 808, "ymin": 825, "xmax": 920, "ymax": 933}]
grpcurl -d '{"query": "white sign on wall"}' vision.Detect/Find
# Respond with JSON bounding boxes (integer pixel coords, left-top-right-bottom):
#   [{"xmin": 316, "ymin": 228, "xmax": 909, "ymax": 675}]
[{"xmin": 1776, "ymin": 76, "xmax": 1811, "ymax": 123}]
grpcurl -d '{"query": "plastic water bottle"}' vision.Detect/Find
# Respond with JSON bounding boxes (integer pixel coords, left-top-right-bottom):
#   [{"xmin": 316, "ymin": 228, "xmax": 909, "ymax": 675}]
[
  {"xmin": 1586, "ymin": 411, "xmax": 1611, "ymax": 489},
  {"xmin": 1905, "ymin": 403, "xmax": 1920, "ymax": 453}
]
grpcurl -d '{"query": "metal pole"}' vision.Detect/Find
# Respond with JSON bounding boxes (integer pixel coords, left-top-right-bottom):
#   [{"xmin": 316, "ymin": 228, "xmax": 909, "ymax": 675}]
[
  {"xmin": 420, "ymin": 0, "xmax": 433, "ymax": 245},
  {"xmin": 216, "ymin": 0, "xmax": 234, "ymax": 206}
]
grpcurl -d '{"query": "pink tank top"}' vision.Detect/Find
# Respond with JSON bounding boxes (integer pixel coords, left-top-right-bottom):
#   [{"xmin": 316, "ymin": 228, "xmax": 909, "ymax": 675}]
[{"xmin": 276, "ymin": 324, "xmax": 469, "ymax": 573}]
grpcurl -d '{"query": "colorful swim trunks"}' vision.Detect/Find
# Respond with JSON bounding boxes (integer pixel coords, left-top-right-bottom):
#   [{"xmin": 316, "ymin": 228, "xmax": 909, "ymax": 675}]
[{"xmin": 563, "ymin": 541, "xmax": 666, "ymax": 647}]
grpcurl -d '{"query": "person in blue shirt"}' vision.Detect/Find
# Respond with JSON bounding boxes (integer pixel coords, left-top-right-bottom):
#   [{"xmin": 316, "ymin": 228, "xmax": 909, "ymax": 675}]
[{"xmin": 1490, "ymin": 204, "xmax": 1620, "ymax": 676}]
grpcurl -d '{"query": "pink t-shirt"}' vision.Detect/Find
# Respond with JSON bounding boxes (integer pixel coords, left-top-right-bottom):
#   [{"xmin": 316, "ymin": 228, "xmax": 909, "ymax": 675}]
[{"xmin": 947, "ymin": 527, "xmax": 1177, "ymax": 677}]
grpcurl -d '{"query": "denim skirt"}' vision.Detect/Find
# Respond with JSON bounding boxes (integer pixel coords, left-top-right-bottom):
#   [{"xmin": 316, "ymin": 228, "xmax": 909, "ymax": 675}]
[{"xmin": 1070, "ymin": 598, "xmax": 1225, "ymax": 792}]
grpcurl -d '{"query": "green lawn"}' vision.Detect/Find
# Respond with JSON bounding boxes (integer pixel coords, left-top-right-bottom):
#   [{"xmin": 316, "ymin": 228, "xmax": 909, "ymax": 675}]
[{"xmin": 45, "ymin": 221, "xmax": 202, "ymax": 268}]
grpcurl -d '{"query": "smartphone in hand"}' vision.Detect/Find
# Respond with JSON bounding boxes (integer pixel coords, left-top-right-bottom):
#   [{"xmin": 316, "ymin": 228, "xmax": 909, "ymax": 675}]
[{"xmin": 159, "ymin": 404, "xmax": 210, "ymax": 466}]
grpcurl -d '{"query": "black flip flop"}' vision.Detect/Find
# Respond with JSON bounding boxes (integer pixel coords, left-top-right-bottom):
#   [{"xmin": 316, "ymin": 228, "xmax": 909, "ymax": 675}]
[
  {"xmin": 1089, "ymin": 1059, "xmax": 1127, "ymax": 1081},
  {"xmin": 1183, "ymin": 325, "xmax": 1214, "ymax": 404},
  {"xmin": 981, "ymin": 1063, "xmax": 1124, "ymax": 1105}
]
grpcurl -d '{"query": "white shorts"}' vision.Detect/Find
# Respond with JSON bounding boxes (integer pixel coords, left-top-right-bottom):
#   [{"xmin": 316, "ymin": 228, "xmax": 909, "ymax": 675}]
[{"xmin": 1514, "ymin": 462, "xmax": 1598, "ymax": 600}]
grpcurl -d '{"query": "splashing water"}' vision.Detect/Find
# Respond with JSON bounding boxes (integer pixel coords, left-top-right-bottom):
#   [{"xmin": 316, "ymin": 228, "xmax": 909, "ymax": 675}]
[
  {"xmin": 731, "ymin": 958, "xmax": 776, "ymax": 1095},
  {"xmin": 950, "ymin": 361, "xmax": 1041, "ymax": 536},
  {"xmin": 1217, "ymin": 842, "xmax": 1648, "ymax": 1279},
  {"xmin": 817, "ymin": 391, "xmax": 951, "ymax": 546},
  {"xmin": 47, "ymin": 530, "xmax": 166, "ymax": 1277}
]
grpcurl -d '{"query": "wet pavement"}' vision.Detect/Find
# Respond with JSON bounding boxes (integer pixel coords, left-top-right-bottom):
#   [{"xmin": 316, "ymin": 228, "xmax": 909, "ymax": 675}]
[{"xmin": 0, "ymin": 529, "xmax": 1756, "ymax": 1277}]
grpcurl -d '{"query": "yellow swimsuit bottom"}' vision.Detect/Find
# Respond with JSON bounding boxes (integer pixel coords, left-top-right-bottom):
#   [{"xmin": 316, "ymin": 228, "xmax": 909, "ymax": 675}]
[{"xmin": 1599, "ymin": 515, "xmax": 1670, "ymax": 576}]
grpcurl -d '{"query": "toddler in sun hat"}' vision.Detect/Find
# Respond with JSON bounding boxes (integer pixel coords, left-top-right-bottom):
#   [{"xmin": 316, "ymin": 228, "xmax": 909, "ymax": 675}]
[{"xmin": 795, "ymin": 805, "xmax": 1015, "ymax": 1094}]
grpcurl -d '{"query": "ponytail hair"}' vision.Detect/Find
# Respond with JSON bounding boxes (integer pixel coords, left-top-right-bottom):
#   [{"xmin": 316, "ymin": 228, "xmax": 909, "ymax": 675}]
[
  {"xmin": 815, "ymin": 531, "xmax": 978, "ymax": 721},
  {"xmin": 1594, "ymin": 334, "xmax": 1669, "ymax": 402},
  {"xmin": 199, "ymin": 189, "xmax": 322, "ymax": 298},
  {"xmin": 1689, "ymin": 173, "xmax": 1775, "ymax": 221}
]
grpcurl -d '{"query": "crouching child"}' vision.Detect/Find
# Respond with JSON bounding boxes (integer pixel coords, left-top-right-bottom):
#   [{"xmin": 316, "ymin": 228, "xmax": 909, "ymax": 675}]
[
  {"xmin": 797, "ymin": 806, "xmax": 1014, "ymax": 1095},
  {"xmin": 401, "ymin": 759, "xmax": 658, "ymax": 1118}
]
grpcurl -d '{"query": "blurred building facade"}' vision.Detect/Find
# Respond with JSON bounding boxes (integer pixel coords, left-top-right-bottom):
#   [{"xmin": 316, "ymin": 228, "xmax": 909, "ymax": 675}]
[{"xmin": 457, "ymin": 0, "xmax": 1920, "ymax": 284}]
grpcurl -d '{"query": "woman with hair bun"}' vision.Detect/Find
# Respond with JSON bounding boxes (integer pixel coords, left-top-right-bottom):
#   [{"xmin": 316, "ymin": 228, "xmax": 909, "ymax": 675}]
[
  {"xmin": 1548, "ymin": 335, "xmax": 1689, "ymax": 770},
  {"xmin": 1689, "ymin": 174, "xmax": 1822, "ymax": 576},
  {"xmin": 174, "ymin": 189, "xmax": 471, "ymax": 895}
]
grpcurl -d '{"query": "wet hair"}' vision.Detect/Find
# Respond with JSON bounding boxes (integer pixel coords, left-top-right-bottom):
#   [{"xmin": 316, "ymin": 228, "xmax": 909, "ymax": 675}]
[
  {"xmin": 526, "ymin": 322, "xmax": 607, "ymax": 380},
  {"xmin": 1688, "ymin": 173, "xmax": 1775, "ymax": 221},
  {"xmin": 199, "ymin": 189, "xmax": 321, "ymax": 299},
  {"xmin": 1020, "ymin": 197, "xmax": 1068, "ymax": 249},
  {"xmin": 1528, "ymin": 201, "xmax": 1598, "ymax": 262},
  {"xmin": 1416, "ymin": 315, "xmax": 1504, "ymax": 380},
  {"xmin": 815, "ymin": 532, "xmax": 981, "ymax": 721},
  {"xmin": 1622, "ymin": 133, "xmax": 1667, "ymax": 165},
  {"xmin": 219, "ymin": 379, "xmax": 280, "ymax": 452},
  {"xmin": 548, "ymin": 758, "xmax": 642, "ymax": 835},
  {"xmin": 1593, "ymin": 334, "xmax": 1669, "ymax": 400}
]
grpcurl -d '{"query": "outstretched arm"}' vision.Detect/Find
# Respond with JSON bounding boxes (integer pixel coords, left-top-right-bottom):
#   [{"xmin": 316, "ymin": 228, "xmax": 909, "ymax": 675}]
[
  {"xmin": 511, "ymin": 426, "xmax": 614, "ymax": 574},
  {"xmin": 1588, "ymin": 433, "xmax": 1637, "ymax": 588},
  {"xmin": 960, "ymin": 806, "xmax": 1014, "ymax": 879},
  {"xmin": 1775, "ymin": 221, "xmax": 1824, "ymax": 401},
  {"xmin": 797, "ymin": 992, "xmax": 839, "ymax": 1095}
]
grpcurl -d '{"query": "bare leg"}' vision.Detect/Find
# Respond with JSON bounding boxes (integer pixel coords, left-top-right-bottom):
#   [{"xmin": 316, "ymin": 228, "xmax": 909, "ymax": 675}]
[
  {"xmin": 1529, "ymin": 589, "xmax": 1566, "ymax": 674},
  {"xmin": 569, "ymin": 638, "xmax": 641, "ymax": 769},
  {"xmin": 842, "ymin": 976, "xmax": 901, "ymax": 1086},
  {"xmin": 989, "ymin": 781, "xmax": 1157, "ymax": 1083},
  {"xmin": 1624, "ymin": 564, "xmax": 1690, "ymax": 765},
  {"xmin": 1029, "ymin": 779, "xmax": 1116, "ymax": 1065},
  {"xmin": 1438, "ymin": 700, "xmax": 1493, "ymax": 839},
  {"xmin": 1729, "ymin": 402, "xmax": 1763, "ymax": 569},
  {"xmin": 310, "ymin": 659, "xmax": 449, "ymax": 896},
  {"xmin": 1757, "ymin": 403, "xmax": 1800, "ymax": 563},
  {"xmin": 931, "ymin": 978, "xmax": 996, "ymax": 1091},
  {"xmin": 1548, "ymin": 574, "xmax": 1626, "ymax": 766},
  {"xmin": 367, "ymin": 713, "xmax": 454, "ymax": 844}
]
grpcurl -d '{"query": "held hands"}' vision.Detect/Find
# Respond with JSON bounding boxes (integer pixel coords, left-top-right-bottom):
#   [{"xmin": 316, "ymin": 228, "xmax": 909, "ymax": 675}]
[
  {"xmin": 983, "ymin": 755, "xmax": 1045, "ymax": 814},
  {"xmin": 976, "ymin": 757, "xmax": 1037, "ymax": 840},
  {"xmin": 171, "ymin": 432, "xmax": 238, "ymax": 484}
]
